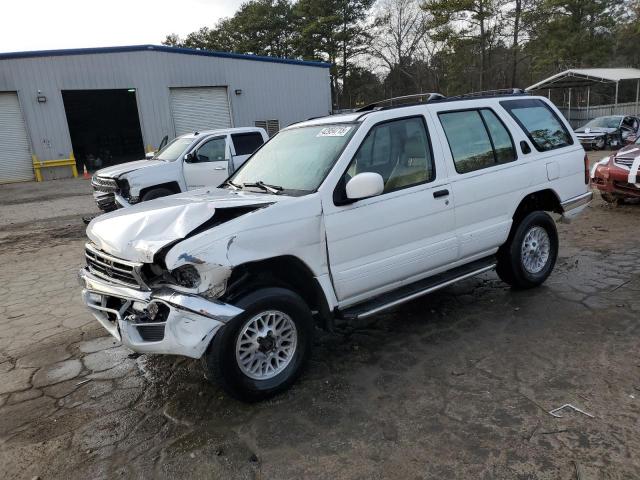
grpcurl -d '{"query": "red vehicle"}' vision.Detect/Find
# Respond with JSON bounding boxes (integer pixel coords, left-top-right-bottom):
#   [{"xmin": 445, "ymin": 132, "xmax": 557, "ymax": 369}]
[{"xmin": 591, "ymin": 138, "xmax": 640, "ymax": 202}]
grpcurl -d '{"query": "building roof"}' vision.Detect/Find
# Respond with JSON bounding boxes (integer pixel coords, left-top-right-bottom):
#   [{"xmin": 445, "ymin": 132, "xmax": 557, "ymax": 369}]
[
  {"xmin": 526, "ymin": 68, "xmax": 640, "ymax": 90},
  {"xmin": 0, "ymin": 44, "xmax": 331, "ymax": 69}
]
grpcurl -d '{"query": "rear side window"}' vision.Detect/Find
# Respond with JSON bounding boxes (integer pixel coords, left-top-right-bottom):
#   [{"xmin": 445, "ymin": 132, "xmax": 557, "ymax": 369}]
[
  {"xmin": 500, "ymin": 99, "xmax": 573, "ymax": 151},
  {"xmin": 439, "ymin": 109, "xmax": 516, "ymax": 174},
  {"xmin": 231, "ymin": 132, "xmax": 264, "ymax": 156}
]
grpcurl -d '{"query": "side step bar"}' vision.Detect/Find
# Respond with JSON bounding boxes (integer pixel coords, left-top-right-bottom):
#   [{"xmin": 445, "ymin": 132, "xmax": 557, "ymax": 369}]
[{"xmin": 338, "ymin": 256, "xmax": 496, "ymax": 320}]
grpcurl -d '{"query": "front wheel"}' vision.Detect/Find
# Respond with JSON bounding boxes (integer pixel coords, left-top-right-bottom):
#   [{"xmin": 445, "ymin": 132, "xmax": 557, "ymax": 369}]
[
  {"xmin": 496, "ymin": 211, "xmax": 559, "ymax": 289},
  {"xmin": 594, "ymin": 136, "xmax": 606, "ymax": 150},
  {"xmin": 201, "ymin": 287, "xmax": 314, "ymax": 402}
]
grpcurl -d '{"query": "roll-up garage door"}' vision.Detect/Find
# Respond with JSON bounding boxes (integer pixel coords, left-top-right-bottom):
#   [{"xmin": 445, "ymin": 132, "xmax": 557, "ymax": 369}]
[
  {"xmin": 170, "ymin": 87, "xmax": 232, "ymax": 137},
  {"xmin": 0, "ymin": 92, "xmax": 33, "ymax": 183}
]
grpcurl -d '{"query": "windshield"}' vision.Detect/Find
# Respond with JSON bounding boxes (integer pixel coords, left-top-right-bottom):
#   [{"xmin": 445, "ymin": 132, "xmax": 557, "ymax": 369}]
[
  {"xmin": 230, "ymin": 124, "xmax": 358, "ymax": 193},
  {"xmin": 154, "ymin": 137, "xmax": 194, "ymax": 161},
  {"xmin": 583, "ymin": 117, "xmax": 622, "ymax": 129}
]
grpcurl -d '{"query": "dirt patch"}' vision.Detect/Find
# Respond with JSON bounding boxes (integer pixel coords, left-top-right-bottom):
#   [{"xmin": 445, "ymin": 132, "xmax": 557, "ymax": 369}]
[
  {"xmin": 0, "ymin": 192, "xmax": 91, "ymax": 206},
  {"xmin": 0, "ymin": 216, "xmax": 88, "ymax": 255},
  {"xmin": 1, "ymin": 184, "xmax": 640, "ymax": 479}
]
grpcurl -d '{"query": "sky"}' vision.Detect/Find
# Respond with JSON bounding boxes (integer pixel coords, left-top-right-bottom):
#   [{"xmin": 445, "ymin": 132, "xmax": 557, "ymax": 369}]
[{"xmin": 0, "ymin": 0, "xmax": 245, "ymax": 53}]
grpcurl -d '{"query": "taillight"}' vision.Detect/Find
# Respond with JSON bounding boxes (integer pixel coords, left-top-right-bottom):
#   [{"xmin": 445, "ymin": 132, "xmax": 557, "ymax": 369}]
[{"xmin": 584, "ymin": 153, "xmax": 590, "ymax": 184}]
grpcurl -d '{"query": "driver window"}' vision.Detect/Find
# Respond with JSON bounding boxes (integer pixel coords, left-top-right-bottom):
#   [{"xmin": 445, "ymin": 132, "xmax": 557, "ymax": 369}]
[
  {"xmin": 195, "ymin": 138, "xmax": 226, "ymax": 163},
  {"xmin": 345, "ymin": 117, "xmax": 434, "ymax": 193},
  {"xmin": 622, "ymin": 117, "xmax": 635, "ymax": 130}
]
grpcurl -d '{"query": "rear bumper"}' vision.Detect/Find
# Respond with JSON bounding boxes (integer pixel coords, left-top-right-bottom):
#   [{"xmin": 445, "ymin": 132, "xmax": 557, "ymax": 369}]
[
  {"xmin": 560, "ymin": 191, "xmax": 593, "ymax": 220},
  {"xmin": 78, "ymin": 268, "xmax": 242, "ymax": 358}
]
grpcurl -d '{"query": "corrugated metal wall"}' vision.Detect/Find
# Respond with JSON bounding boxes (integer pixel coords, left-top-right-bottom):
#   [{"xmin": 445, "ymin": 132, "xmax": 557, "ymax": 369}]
[
  {"xmin": 0, "ymin": 50, "xmax": 332, "ymax": 172},
  {"xmin": 0, "ymin": 92, "xmax": 33, "ymax": 182},
  {"xmin": 559, "ymin": 101, "xmax": 640, "ymax": 128},
  {"xmin": 169, "ymin": 87, "xmax": 232, "ymax": 136}
]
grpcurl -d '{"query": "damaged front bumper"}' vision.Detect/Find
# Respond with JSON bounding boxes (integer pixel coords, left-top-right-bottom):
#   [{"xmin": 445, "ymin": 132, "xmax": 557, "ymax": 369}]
[
  {"xmin": 592, "ymin": 165, "xmax": 640, "ymax": 199},
  {"xmin": 78, "ymin": 268, "xmax": 242, "ymax": 358}
]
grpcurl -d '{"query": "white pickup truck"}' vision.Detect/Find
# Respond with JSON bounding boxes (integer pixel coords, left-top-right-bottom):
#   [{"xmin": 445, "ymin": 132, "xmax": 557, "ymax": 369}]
[
  {"xmin": 79, "ymin": 91, "xmax": 592, "ymax": 401},
  {"xmin": 91, "ymin": 127, "xmax": 268, "ymax": 211}
]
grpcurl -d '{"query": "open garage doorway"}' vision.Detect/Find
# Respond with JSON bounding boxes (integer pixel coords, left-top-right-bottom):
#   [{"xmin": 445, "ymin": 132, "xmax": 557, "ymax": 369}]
[{"xmin": 62, "ymin": 89, "xmax": 145, "ymax": 173}]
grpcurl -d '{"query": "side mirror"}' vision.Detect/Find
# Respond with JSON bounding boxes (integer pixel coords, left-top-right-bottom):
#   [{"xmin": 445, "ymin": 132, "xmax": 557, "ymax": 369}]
[
  {"xmin": 184, "ymin": 152, "xmax": 195, "ymax": 163},
  {"xmin": 346, "ymin": 172, "xmax": 384, "ymax": 200},
  {"xmin": 145, "ymin": 151, "xmax": 155, "ymax": 160}
]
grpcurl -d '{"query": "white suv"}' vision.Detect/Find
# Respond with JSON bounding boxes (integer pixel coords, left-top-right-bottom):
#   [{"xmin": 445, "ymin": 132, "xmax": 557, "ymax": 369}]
[
  {"xmin": 79, "ymin": 92, "xmax": 592, "ymax": 401},
  {"xmin": 91, "ymin": 127, "xmax": 268, "ymax": 211}
]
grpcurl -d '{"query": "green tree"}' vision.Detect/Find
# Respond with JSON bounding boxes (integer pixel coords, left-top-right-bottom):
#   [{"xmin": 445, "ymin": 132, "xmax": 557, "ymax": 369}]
[
  {"xmin": 614, "ymin": 0, "xmax": 640, "ymax": 67},
  {"xmin": 294, "ymin": 0, "xmax": 374, "ymax": 107},
  {"xmin": 229, "ymin": 0, "xmax": 298, "ymax": 57},
  {"xmin": 525, "ymin": 0, "xmax": 624, "ymax": 77},
  {"xmin": 163, "ymin": 0, "xmax": 297, "ymax": 57},
  {"xmin": 423, "ymin": 0, "xmax": 505, "ymax": 89}
]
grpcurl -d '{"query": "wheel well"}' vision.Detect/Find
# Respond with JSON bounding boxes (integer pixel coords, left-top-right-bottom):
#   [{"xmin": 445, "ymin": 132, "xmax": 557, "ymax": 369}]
[
  {"xmin": 139, "ymin": 181, "xmax": 181, "ymax": 199},
  {"xmin": 223, "ymin": 256, "xmax": 332, "ymax": 329},
  {"xmin": 512, "ymin": 190, "xmax": 562, "ymax": 224}
]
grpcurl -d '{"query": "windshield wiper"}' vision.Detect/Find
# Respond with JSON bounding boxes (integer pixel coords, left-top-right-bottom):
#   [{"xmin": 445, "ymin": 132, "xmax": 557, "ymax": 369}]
[
  {"xmin": 224, "ymin": 180, "xmax": 243, "ymax": 190},
  {"xmin": 242, "ymin": 181, "xmax": 283, "ymax": 194}
]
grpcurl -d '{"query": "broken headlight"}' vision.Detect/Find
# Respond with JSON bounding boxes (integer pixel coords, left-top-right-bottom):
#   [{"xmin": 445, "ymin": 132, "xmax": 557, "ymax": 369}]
[
  {"xmin": 171, "ymin": 265, "xmax": 201, "ymax": 288},
  {"xmin": 116, "ymin": 178, "xmax": 130, "ymax": 197}
]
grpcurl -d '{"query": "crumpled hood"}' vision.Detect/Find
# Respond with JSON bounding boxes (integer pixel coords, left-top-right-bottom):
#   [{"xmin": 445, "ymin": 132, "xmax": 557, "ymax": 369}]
[
  {"xmin": 575, "ymin": 127, "xmax": 616, "ymax": 136},
  {"xmin": 86, "ymin": 188, "xmax": 281, "ymax": 262},
  {"xmin": 95, "ymin": 159, "xmax": 166, "ymax": 178}
]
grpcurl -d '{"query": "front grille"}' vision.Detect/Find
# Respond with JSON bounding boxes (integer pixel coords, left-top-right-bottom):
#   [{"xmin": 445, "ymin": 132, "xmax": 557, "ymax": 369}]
[
  {"xmin": 85, "ymin": 243, "xmax": 145, "ymax": 288},
  {"xmin": 137, "ymin": 324, "xmax": 165, "ymax": 342},
  {"xmin": 91, "ymin": 176, "xmax": 119, "ymax": 193},
  {"xmin": 614, "ymin": 157, "xmax": 634, "ymax": 168}
]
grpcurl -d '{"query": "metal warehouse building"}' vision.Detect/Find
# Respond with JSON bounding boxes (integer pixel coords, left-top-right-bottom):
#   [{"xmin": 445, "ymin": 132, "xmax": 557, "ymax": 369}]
[{"xmin": 0, "ymin": 44, "xmax": 331, "ymax": 183}]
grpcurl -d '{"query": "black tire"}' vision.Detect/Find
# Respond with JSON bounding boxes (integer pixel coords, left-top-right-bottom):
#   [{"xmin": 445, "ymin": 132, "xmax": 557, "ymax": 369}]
[
  {"xmin": 600, "ymin": 192, "xmax": 618, "ymax": 204},
  {"xmin": 201, "ymin": 287, "xmax": 314, "ymax": 402},
  {"xmin": 141, "ymin": 187, "xmax": 174, "ymax": 202},
  {"xmin": 496, "ymin": 211, "xmax": 558, "ymax": 289}
]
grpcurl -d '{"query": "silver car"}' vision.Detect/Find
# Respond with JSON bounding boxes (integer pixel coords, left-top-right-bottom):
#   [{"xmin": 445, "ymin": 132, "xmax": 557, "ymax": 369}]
[{"xmin": 574, "ymin": 115, "xmax": 640, "ymax": 150}]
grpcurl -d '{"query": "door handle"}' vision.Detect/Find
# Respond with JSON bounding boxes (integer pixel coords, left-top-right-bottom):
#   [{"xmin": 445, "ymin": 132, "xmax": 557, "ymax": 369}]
[
  {"xmin": 433, "ymin": 189, "xmax": 449, "ymax": 198},
  {"xmin": 214, "ymin": 166, "xmax": 225, "ymax": 170},
  {"xmin": 520, "ymin": 140, "xmax": 532, "ymax": 154}
]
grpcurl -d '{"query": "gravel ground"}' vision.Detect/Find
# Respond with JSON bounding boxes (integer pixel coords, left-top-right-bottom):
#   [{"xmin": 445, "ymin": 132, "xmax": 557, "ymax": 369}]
[{"xmin": 0, "ymin": 168, "xmax": 639, "ymax": 479}]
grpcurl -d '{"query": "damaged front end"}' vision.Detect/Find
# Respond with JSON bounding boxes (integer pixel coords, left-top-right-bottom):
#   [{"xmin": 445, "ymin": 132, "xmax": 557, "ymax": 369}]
[
  {"xmin": 78, "ymin": 191, "xmax": 278, "ymax": 357},
  {"xmin": 79, "ymin": 267, "xmax": 241, "ymax": 358},
  {"xmin": 79, "ymin": 243, "xmax": 241, "ymax": 358}
]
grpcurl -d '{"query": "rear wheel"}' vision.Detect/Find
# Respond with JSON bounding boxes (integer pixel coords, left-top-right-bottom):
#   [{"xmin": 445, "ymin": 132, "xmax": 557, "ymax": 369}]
[
  {"xmin": 600, "ymin": 192, "xmax": 619, "ymax": 204},
  {"xmin": 141, "ymin": 187, "xmax": 174, "ymax": 202},
  {"xmin": 201, "ymin": 287, "xmax": 314, "ymax": 402},
  {"xmin": 496, "ymin": 211, "xmax": 558, "ymax": 289}
]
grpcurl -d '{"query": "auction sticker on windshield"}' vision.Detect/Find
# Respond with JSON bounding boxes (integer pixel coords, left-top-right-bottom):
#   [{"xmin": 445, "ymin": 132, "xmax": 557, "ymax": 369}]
[{"xmin": 317, "ymin": 126, "xmax": 352, "ymax": 137}]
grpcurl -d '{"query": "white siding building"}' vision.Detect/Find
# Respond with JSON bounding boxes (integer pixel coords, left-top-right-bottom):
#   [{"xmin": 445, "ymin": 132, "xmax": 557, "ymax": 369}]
[{"xmin": 0, "ymin": 45, "xmax": 332, "ymax": 182}]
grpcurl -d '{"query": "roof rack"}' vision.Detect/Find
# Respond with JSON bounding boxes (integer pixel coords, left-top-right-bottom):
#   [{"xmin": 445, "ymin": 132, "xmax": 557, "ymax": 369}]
[
  {"xmin": 440, "ymin": 88, "xmax": 528, "ymax": 102},
  {"xmin": 356, "ymin": 93, "xmax": 445, "ymax": 112}
]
